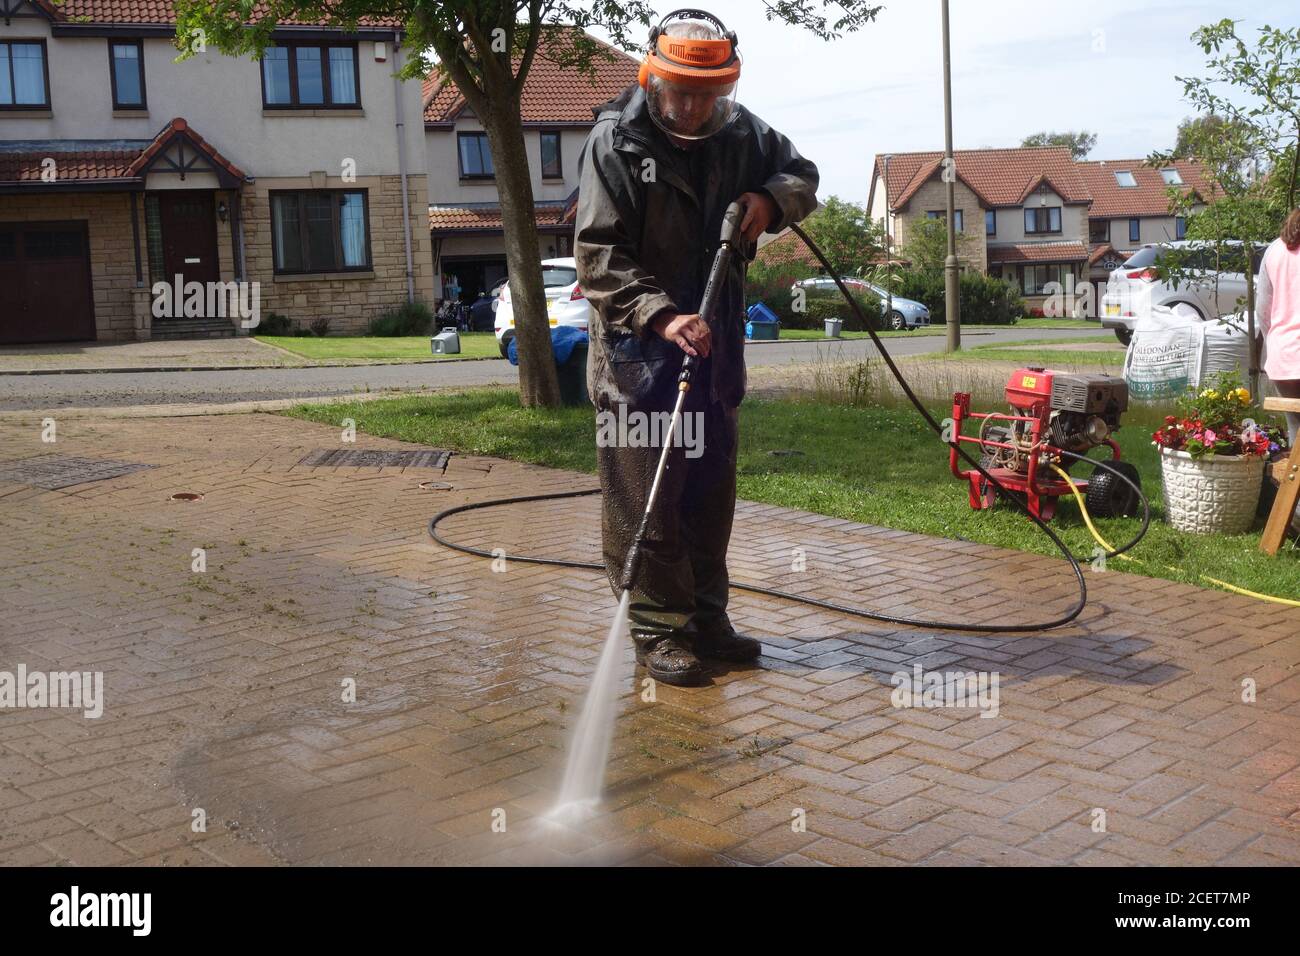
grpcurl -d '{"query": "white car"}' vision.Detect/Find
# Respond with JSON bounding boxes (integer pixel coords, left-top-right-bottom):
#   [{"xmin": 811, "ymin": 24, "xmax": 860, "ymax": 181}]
[
  {"xmin": 1098, "ymin": 241, "xmax": 1266, "ymax": 345},
  {"xmin": 494, "ymin": 257, "xmax": 591, "ymax": 357}
]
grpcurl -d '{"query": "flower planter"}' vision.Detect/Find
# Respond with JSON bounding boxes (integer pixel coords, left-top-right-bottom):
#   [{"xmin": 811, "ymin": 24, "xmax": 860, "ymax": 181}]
[{"xmin": 1159, "ymin": 447, "xmax": 1264, "ymax": 535}]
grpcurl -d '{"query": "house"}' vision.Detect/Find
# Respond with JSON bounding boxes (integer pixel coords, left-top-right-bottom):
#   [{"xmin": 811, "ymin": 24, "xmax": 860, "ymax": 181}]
[
  {"xmin": 423, "ymin": 29, "xmax": 639, "ymax": 304},
  {"xmin": 0, "ymin": 0, "xmax": 433, "ymax": 344},
  {"xmin": 1076, "ymin": 158, "xmax": 1211, "ymax": 283},
  {"xmin": 868, "ymin": 147, "xmax": 1093, "ymax": 310},
  {"xmin": 867, "ymin": 146, "xmax": 1213, "ymax": 312}
]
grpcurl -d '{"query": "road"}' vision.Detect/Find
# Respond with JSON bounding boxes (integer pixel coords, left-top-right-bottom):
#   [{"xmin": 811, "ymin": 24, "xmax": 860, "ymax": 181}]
[{"xmin": 0, "ymin": 326, "xmax": 1107, "ymax": 411}]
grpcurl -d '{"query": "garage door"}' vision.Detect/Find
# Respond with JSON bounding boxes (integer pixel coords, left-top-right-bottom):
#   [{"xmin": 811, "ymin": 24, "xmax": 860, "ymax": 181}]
[{"xmin": 0, "ymin": 221, "xmax": 96, "ymax": 344}]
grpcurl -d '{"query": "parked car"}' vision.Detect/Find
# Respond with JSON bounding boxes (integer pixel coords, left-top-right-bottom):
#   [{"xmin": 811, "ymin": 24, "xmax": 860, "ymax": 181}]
[
  {"xmin": 466, "ymin": 278, "xmax": 507, "ymax": 332},
  {"xmin": 791, "ymin": 276, "xmax": 931, "ymax": 330},
  {"xmin": 1099, "ymin": 240, "xmax": 1266, "ymax": 345},
  {"xmin": 494, "ymin": 258, "xmax": 590, "ymax": 356}
]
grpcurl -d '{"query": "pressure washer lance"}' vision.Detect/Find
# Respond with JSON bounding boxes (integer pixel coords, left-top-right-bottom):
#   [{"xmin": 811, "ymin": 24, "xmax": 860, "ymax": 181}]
[{"xmin": 617, "ymin": 200, "xmax": 744, "ymax": 595}]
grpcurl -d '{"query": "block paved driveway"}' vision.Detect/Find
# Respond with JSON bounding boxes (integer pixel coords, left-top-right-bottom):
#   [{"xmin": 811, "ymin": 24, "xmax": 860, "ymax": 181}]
[{"xmin": 1, "ymin": 411, "xmax": 1298, "ymax": 866}]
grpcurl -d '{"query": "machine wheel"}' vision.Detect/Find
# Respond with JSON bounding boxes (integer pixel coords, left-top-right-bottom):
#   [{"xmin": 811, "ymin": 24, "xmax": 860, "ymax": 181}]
[
  {"xmin": 1114, "ymin": 327, "xmax": 1133, "ymax": 347},
  {"xmin": 1085, "ymin": 460, "xmax": 1142, "ymax": 518},
  {"xmin": 888, "ymin": 310, "xmax": 906, "ymax": 331},
  {"xmin": 498, "ymin": 331, "xmax": 514, "ymax": 358}
]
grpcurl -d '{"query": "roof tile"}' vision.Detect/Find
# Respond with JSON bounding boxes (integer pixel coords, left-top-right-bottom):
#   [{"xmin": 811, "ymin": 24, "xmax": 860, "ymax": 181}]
[
  {"xmin": 876, "ymin": 147, "xmax": 1092, "ymax": 210},
  {"xmin": 1076, "ymin": 159, "xmax": 1214, "ymax": 218},
  {"xmin": 425, "ymin": 28, "xmax": 639, "ymax": 125},
  {"xmin": 430, "ymin": 202, "xmax": 570, "ymax": 234},
  {"xmin": 987, "ymin": 241, "xmax": 1089, "ymax": 264},
  {"xmin": 30, "ymin": 0, "xmax": 401, "ymax": 28}
]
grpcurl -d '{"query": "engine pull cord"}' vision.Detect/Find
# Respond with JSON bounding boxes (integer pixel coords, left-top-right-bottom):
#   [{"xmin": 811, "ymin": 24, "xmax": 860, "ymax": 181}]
[
  {"xmin": 428, "ymin": 225, "xmax": 1156, "ymax": 633},
  {"xmin": 1050, "ymin": 462, "xmax": 1300, "ymax": 607}
]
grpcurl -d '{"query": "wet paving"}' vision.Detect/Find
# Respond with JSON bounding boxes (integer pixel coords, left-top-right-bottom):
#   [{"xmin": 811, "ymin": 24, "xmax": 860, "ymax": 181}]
[{"xmin": 0, "ymin": 412, "xmax": 1297, "ymax": 866}]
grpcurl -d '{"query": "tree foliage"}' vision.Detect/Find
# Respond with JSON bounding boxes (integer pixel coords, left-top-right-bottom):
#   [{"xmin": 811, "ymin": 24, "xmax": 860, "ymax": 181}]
[
  {"xmin": 900, "ymin": 216, "xmax": 976, "ymax": 276},
  {"xmin": 1020, "ymin": 130, "xmax": 1097, "ymax": 160},
  {"xmin": 799, "ymin": 196, "xmax": 885, "ymax": 277}
]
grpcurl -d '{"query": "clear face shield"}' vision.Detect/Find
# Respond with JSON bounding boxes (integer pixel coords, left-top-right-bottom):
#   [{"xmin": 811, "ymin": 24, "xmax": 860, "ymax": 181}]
[{"xmin": 645, "ymin": 73, "xmax": 737, "ymax": 140}]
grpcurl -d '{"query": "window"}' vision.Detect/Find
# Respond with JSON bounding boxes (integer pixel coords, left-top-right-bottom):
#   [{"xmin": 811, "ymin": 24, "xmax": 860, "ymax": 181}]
[
  {"xmin": 1022, "ymin": 264, "xmax": 1070, "ymax": 296},
  {"xmin": 270, "ymin": 190, "xmax": 370, "ymax": 274},
  {"xmin": 1129, "ymin": 218, "xmax": 1141, "ymax": 243},
  {"xmin": 1114, "ymin": 171, "xmax": 1137, "ymax": 188},
  {"xmin": 985, "ymin": 210, "xmax": 996, "ymax": 236},
  {"xmin": 1089, "ymin": 219, "xmax": 1109, "ymax": 243},
  {"xmin": 0, "ymin": 40, "xmax": 49, "ymax": 109},
  {"xmin": 927, "ymin": 209, "xmax": 963, "ymax": 231},
  {"xmin": 540, "ymin": 131, "xmax": 562, "ymax": 179},
  {"xmin": 541, "ymin": 264, "xmax": 578, "ymax": 288},
  {"xmin": 1160, "ymin": 168, "xmax": 1183, "ymax": 186},
  {"xmin": 1175, "ymin": 216, "xmax": 1187, "ymax": 240},
  {"xmin": 109, "ymin": 40, "xmax": 146, "ymax": 109},
  {"xmin": 458, "ymin": 132, "xmax": 494, "ymax": 179},
  {"xmin": 261, "ymin": 43, "xmax": 359, "ymax": 108},
  {"xmin": 1024, "ymin": 207, "xmax": 1062, "ymax": 234}
]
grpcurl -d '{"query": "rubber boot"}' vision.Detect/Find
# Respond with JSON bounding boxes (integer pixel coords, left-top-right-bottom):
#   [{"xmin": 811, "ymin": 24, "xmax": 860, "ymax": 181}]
[
  {"xmin": 690, "ymin": 621, "xmax": 762, "ymax": 662},
  {"xmin": 634, "ymin": 632, "xmax": 709, "ymax": 686}
]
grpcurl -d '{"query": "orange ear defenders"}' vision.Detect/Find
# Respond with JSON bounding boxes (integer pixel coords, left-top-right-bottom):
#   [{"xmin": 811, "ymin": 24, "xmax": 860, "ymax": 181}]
[{"xmin": 638, "ymin": 8, "xmax": 741, "ymax": 90}]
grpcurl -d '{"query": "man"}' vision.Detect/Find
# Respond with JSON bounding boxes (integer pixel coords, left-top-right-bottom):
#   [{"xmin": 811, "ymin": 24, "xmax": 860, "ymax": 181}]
[{"xmin": 575, "ymin": 9, "xmax": 819, "ymax": 685}]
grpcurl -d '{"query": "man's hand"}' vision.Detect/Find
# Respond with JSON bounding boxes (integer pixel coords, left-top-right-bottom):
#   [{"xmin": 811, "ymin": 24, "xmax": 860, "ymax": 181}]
[
  {"xmin": 737, "ymin": 191, "xmax": 779, "ymax": 243},
  {"xmin": 651, "ymin": 311, "xmax": 712, "ymax": 358}
]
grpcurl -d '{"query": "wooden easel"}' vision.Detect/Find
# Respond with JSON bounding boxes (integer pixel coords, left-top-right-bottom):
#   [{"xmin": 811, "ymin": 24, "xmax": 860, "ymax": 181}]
[{"xmin": 1260, "ymin": 397, "xmax": 1300, "ymax": 556}]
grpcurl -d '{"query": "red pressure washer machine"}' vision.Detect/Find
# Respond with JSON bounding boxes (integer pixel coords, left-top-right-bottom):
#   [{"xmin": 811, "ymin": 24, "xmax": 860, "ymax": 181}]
[{"xmin": 949, "ymin": 367, "xmax": 1141, "ymax": 522}]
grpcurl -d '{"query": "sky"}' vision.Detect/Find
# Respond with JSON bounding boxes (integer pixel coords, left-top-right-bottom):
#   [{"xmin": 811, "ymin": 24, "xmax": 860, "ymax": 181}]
[{"xmin": 591, "ymin": 0, "xmax": 1295, "ymax": 205}]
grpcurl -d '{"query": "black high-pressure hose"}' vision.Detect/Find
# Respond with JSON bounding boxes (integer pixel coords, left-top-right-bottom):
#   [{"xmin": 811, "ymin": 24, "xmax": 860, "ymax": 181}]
[{"xmin": 427, "ymin": 225, "xmax": 1152, "ymax": 633}]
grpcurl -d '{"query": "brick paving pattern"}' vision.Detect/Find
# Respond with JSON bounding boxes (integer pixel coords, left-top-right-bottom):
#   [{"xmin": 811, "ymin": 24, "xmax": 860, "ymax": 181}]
[{"xmin": 0, "ymin": 412, "xmax": 1297, "ymax": 866}]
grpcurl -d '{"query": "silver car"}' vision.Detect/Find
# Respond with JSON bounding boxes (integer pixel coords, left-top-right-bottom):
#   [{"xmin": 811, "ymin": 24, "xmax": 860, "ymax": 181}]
[
  {"xmin": 792, "ymin": 276, "xmax": 931, "ymax": 330},
  {"xmin": 1099, "ymin": 240, "xmax": 1266, "ymax": 345}
]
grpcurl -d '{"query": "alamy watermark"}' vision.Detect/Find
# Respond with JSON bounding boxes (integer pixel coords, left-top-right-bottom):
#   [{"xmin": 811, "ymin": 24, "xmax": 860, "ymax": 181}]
[
  {"xmin": 596, "ymin": 404, "xmax": 704, "ymax": 459},
  {"xmin": 152, "ymin": 275, "xmax": 261, "ymax": 329},
  {"xmin": 0, "ymin": 665, "xmax": 103, "ymax": 718},
  {"xmin": 890, "ymin": 664, "xmax": 1000, "ymax": 718}
]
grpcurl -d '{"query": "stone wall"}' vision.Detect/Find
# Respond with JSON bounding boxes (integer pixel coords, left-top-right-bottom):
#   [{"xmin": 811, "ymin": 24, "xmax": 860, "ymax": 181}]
[
  {"xmin": 895, "ymin": 179, "xmax": 986, "ymax": 273},
  {"xmin": 239, "ymin": 173, "xmax": 434, "ymax": 334},
  {"xmin": 0, "ymin": 191, "xmax": 145, "ymax": 341}
]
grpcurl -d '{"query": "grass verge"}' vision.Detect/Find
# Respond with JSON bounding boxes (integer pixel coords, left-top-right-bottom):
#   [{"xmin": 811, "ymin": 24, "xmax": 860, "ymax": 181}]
[
  {"xmin": 256, "ymin": 332, "xmax": 500, "ymax": 361},
  {"xmin": 281, "ymin": 386, "xmax": 1297, "ymax": 599}
]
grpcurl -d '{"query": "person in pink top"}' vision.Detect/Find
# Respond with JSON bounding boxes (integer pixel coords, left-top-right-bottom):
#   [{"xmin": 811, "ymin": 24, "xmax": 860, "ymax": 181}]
[{"xmin": 1257, "ymin": 208, "xmax": 1300, "ymax": 445}]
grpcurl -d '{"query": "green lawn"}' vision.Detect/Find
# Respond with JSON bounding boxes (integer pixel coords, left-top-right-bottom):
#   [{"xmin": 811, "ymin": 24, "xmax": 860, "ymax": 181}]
[
  {"xmin": 779, "ymin": 328, "xmax": 947, "ymax": 341},
  {"xmin": 256, "ymin": 332, "xmax": 500, "ymax": 361},
  {"xmin": 281, "ymin": 387, "xmax": 1297, "ymax": 601},
  {"xmin": 952, "ymin": 349, "xmax": 1126, "ymax": 367}
]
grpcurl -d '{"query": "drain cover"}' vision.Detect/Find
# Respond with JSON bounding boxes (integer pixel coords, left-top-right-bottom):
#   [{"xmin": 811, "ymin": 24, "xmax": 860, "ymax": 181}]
[
  {"xmin": 298, "ymin": 448, "xmax": 452, "ymax": 470},
  {"xmin": 0, "ymin": 455, "xmax": 153, "ymax": 490}
]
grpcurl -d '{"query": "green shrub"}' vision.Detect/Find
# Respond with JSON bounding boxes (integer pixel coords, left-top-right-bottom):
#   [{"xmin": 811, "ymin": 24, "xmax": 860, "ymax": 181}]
[
  {"xmin": 958, "ymin": 272, "xmax": 1023, "ymax": 325},
  {"xmin": 257, "ymin": 312, "xmax": 294, "ymax": 336},
  {"xmin": 881, "ymin": 271, "xmax": 1023, "ymax": 325},
  {"xmin": 798, "ymin": 290, "xmax": 883, "ymax": 332},
  {"xmin": 367, "ymin": 301, "xmax": 434, "ymax": 337},
  {"xmin": 309, "ymin": 316, "xmax": 331, "ymax": 337}
]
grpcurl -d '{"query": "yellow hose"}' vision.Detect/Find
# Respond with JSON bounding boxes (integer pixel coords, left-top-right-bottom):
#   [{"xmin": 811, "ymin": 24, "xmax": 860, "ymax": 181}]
[{"xmin": 1049, "ymin": 462, "xmax": 1300, "ymax": 608}]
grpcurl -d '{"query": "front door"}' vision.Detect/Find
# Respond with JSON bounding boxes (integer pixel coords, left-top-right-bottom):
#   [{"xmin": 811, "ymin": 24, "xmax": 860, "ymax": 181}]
[{"xmin": 157, "ymin": 191, "xmax": 219, "ymax": 287}]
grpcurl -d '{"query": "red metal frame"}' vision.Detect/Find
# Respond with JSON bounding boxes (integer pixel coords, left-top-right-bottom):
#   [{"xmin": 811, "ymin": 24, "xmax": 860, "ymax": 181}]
[{"xmin": 949, "ymin": 391, "xmax": 1123, "ymax": 521}]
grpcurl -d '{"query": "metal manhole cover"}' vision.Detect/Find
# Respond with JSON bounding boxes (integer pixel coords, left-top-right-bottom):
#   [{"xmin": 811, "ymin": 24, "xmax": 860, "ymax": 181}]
[
  {"xmin": 298, "ymin": 449, "xmax": 452, "ymax": 470},
  {"xmin": 0, "ymin": 455, "xmax": 153, "ymax": 490}
]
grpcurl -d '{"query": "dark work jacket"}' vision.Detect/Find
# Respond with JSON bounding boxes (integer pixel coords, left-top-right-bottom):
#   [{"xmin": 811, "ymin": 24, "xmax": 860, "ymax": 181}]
[{"xmin": 575, "ymin": 85, "xmax": 819, "ymax": 412}]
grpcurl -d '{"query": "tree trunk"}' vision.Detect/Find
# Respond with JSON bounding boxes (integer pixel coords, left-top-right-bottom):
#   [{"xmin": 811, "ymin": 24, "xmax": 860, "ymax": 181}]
[{"xmin": 479, "ymin": 83, "xmax": 561, "ymax": 408}]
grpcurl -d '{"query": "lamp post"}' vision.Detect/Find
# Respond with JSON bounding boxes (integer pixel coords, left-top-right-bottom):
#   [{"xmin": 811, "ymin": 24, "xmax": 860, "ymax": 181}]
[
  {"xmin": 941, "ymin": 0, "xmax": 961, "ymax": 351},
  {"xmin": 883, "ymin": 153, "xmax": 893, "ymax": 323}
]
